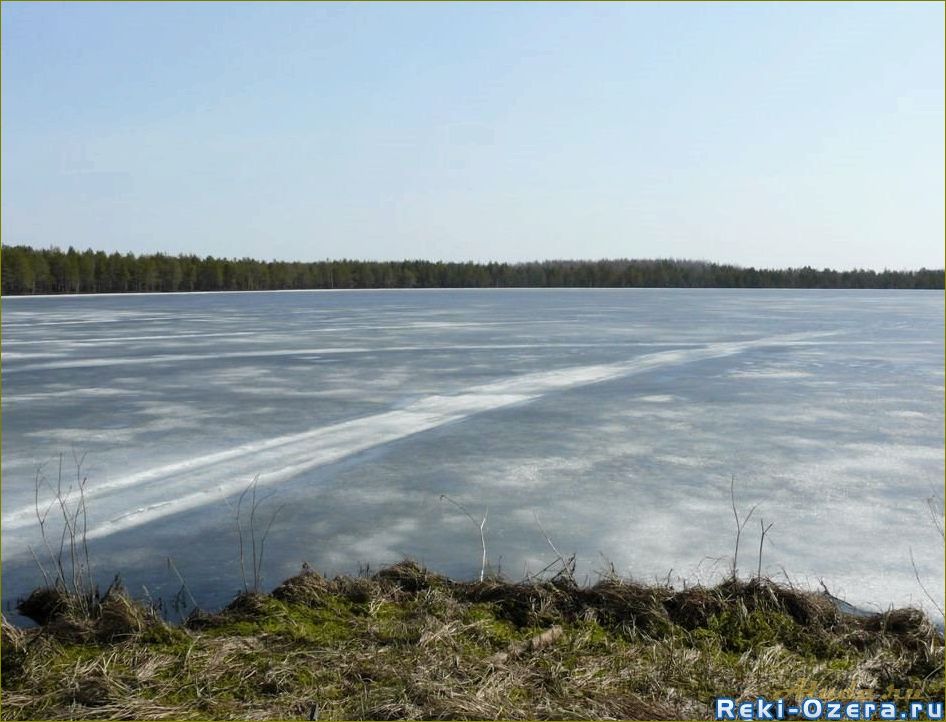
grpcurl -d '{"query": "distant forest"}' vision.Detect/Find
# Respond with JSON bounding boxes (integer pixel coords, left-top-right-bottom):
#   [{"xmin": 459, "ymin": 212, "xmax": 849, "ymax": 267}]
[{"xmin": 1, "ymin": 245, "xmax": 943, "ymax": 295}]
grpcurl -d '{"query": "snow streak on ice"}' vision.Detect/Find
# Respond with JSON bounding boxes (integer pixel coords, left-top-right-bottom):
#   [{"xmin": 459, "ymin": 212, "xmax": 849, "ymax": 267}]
[{"xmin": 1, "ymin": 332, "xmax": 827, "ymax": 551}]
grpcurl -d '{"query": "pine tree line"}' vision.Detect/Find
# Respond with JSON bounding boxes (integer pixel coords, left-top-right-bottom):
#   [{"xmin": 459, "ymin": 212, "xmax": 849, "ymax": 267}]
[{"xmin": 1, "ymin": 244, "xmax": 942, "ymax": 295}]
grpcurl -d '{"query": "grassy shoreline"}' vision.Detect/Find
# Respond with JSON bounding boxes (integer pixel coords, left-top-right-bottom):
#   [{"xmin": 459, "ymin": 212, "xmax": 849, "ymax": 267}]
[{"xmin": 2, "ymin": 560, "xmax": 944, "ymax": 720}]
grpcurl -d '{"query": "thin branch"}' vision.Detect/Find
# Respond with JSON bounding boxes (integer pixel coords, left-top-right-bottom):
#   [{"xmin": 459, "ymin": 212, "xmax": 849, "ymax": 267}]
[
  {"xmin": 233, "ymin": 482, "xmax": 253, "ymax": 594},
  {"xmin": 729, "ymin": 473, "xmax": 759, "ymax": 578},
  {"xmin": 249, "ymin": 478, "xmax": 259, "ymax": 592},
  {"xmin": 167, "ymin": 557, "xmax": 199, "ymax": 611},
  {"xmin": 757, "ymin": 518, "xmax": 774, "ymax": 579},
  {"xmin": 909, "ymin": 546, "xmax": 945, "ymax": 620},
  {"xmin": 231, "ymin": 476, "xmax": 280, "ymax": 594},
  {"xmin": 926, "ymin": 496, "xmax": 944, "ymax": 540},
  {"xmin": 534, "ymin": 511, "xmax": 576, "ymax": 585},
  {"xmin": 54, "ymin": 454, "xmax": 69, "ymax": 589},
  {"xmin": 79, "ymin": 474, "xmax": 92, "ymax": 600},
  {"xmin": 479, "ymin": 510, "xmax": 488, "ymax": 582},
  {"xmin": 28, "ymin": 452, "xmax": 98, "ymax": 613},
  {"xmin": 34, "ymin": 464, "xmax": 62, "ymax": 589},
  {"xmin": 72, "ymin": 450, "xmax": 92, "ymax": 602},
  {"xmin": 440, "ymin": 494, "xmax": 489, "ymax": 582},
  {"xmin": 52, "ymin": 456, "xmax": 81, "ymax": 600},
  {"xmin": 730, "ymin": 474, "xmax": 739, "ymax": 576},
  {"xmin": 27, "ymin": 544, "xmax": 51, "ymax": 588},
  {"xmin": 256, "ymin": 503, "xmax": 286, "ymax": 591}
]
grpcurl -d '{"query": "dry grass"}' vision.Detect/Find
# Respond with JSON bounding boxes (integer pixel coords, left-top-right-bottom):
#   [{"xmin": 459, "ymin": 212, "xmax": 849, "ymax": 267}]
[{"xmin": 3, "ymin": 560, "xmax": 943, "ymax": 720}]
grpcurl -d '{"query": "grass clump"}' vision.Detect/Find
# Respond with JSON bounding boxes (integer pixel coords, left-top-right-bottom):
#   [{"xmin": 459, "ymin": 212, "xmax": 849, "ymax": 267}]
[
  {"xmin": 3, "ymin": 561, "xmax": 943, "ymax": 720},
  {"xmin": 15, "ymin": 581, "xmax": 174, "ymax": 645}
]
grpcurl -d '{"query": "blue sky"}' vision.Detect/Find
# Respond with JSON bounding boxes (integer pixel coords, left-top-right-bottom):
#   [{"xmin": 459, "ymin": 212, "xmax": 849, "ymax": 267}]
[{"xmin": 2, "ymin": 2, "xmax": 943, "ymax": 269}]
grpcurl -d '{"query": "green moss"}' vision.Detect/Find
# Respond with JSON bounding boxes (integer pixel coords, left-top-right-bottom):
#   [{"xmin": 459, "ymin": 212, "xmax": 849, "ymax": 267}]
[
  {"xmin": 571, "ymin": 618, "xmax": 610, "ymax": 647},
  {"xmin": 50, "ymin": 642, "xmax": 108, "ymax": 665},
  {"xmin": 139, "ymin": 622, "xmax": 191, "ymax": 646},
  {"xmin": 202, "ymin": 596, "xmax": 359, "ymax": 645},
  {"xmin": 706, "ymin": 608, "xmax": 800, "ymax": 653},
  {"xmin": 463, "ymin": 603, "xmax": 520, "ymax": 646}
]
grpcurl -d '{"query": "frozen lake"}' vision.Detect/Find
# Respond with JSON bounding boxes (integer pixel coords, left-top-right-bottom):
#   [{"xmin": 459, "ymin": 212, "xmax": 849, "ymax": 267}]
[{"xmin": 2, "ymin": 289, "xmax": 943, "ymax": 619}]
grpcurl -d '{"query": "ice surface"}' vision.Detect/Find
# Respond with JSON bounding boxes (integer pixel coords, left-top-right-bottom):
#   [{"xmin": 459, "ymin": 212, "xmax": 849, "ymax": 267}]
[{"xmin": 1, "ymin": 289, "xmax": 943, "ymax": 620}]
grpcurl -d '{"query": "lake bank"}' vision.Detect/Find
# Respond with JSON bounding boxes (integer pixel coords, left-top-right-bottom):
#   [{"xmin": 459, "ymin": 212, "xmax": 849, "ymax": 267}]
[{"xmin": 3, "ymin": 560, "xmax": 943, "ymax": 720}]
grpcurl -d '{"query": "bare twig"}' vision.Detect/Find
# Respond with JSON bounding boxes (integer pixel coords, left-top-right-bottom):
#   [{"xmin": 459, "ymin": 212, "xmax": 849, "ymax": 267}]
[
  {"xmin": 167, "ymin": 557, "xmax": 199, "ymax": 612},
  {"xmin": 249, "ymin": 480, "xmax": 259, "ymax": 591},
  {"xmin": 231, "ymin": 476, "xmax": 282, "ymax": 594},
  {"xmin": 255, "ymin": 502, "xmax": 286, "ymax": 593},
  {"xmin": 757, "ymin": 518, "xmax": 774, "ymax": 579},
  {"xmin": 27, "ymin": 544, "xmax": 51, "ymax": 588},
  {"xmin": 55, "ymin": 453, "xmax": 70, "ymax": 590},
  {"xmin": 33, "ymin": 464, "xmax": 59, "ymax": 589},
  {"xmin": 440, "ymin": 494, "xmax": 489, "ymax": 582},
  {"xmin": 729, "ymin": 473, "xmax": 759, "ymax": 578},
  {"xmin": 29, "ymin": 452, "xmax": 98, "ymax": 614},
  {"xmin": 231, "ymin": 482, "xmax": 253, "ymax": 594},
  {"xmin": 926, "ymin": 496, "xmax": 944, "ymax": 540},
  {"xmin": 74, "ymin": 450, "xmax": 93, "ymax": 603},
  {"xmin": 533, "ymin": 512, "xmax": 576, "ymax": 585},
  {"xmin": 909, "ymin": 546, "xmax": 945, "ymax": 620}
]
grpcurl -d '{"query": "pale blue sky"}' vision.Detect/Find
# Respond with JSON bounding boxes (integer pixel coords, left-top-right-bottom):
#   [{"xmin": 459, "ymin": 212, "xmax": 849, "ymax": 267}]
[{"xmin": 2, "ymin": 2, "xmax": 943, "ymax": 269}]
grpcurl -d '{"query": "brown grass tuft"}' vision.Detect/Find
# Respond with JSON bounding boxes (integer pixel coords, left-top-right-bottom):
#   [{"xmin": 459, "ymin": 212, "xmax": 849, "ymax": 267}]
[
  {"xmin": 95, "ymin": 587, "xmax": 149, "ymax": 642},
  {"xmin": 270, "ymin": 566, "xmax": 331, "ymax": 606},
  {"xmin": 664, "ymin": 587, "xmax": 726, "ymax": 629},
  {"xmin": 373, "ymin": 559, "xmax": 448, "ymax": 593},
  {"xmin": 16, "ymin": 587, "xmax": 70, "ymax": 625}
]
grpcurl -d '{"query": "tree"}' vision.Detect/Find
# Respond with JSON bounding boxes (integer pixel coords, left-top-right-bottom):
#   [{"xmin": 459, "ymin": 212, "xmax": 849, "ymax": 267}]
[{"xmin": 0, "ymin": 244, "xmax": 942, "ymax": 294}]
